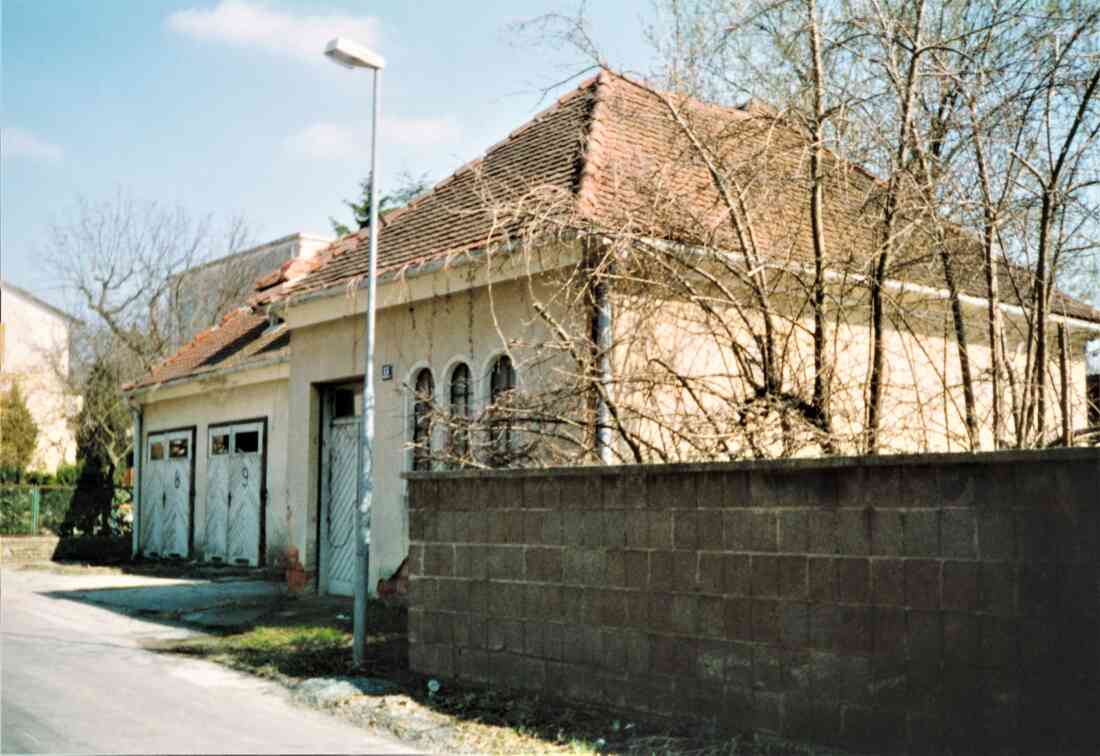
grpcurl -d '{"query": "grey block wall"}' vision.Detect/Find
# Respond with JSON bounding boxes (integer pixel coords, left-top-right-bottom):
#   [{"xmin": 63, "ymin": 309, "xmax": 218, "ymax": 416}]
[{"xmin": 406, "ymin": 449, "xmax": 1099, "ymax": 753}]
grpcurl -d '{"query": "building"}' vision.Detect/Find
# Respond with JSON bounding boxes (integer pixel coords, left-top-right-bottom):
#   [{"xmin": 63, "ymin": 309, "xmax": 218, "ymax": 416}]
[
  {"xmin": 0, "ymin": 279, "xmax": 80, "ymax": 472},
  {"xmin": 124, "ymin": 71, "xmax": 1100, "ymax": 593}
]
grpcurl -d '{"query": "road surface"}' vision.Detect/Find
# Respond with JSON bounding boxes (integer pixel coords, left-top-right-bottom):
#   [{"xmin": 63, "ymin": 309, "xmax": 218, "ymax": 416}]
[{"xmin": 1, "ymin": 567, "xmax": 413, "ymax": 754}]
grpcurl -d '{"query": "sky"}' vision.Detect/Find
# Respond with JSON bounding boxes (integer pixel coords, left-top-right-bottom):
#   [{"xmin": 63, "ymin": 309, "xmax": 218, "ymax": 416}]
[{"xmin": 1, "ymin": 0, "xmax": 655, "ymax": 311}]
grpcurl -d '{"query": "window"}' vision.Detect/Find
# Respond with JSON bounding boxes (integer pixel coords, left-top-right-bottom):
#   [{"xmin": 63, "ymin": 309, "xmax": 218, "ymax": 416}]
[
  {"xmin": 412, "ymin": 368, "xmax": 434, "ymax": 471},
  {"xmin": 150, "ymin": 442, "xmax": 165, "ymax": 461},
  {"xmin": 488, "ymin": 355, "xmax": 516, "ymax": 465},
  {"xmin": 331, "ymin": 386, "xmax": 361, "ymax": 419},
  {"xmin": 211, "ymin": 434, "xmax": 229, "ymax": 455},
  {"xmin": 169, "ymin": 438, "xmax": 189, "ymax": 458},
  {"xmin": 449, "ymin": 363, "xmax": 471, "ymax": 462},
  {"xmin": 235, "ymin": 430, "xmax": 260, "ymax": 454},
  {"xmin": 1088, "ymin": 374, "xmax": 1100, "ymax": 428}
]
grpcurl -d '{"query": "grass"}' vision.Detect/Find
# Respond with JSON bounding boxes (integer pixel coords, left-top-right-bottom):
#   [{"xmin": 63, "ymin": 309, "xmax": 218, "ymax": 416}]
[{"xmin": 155, "ymin": 597, "xmax": 846, "ymax": 755}]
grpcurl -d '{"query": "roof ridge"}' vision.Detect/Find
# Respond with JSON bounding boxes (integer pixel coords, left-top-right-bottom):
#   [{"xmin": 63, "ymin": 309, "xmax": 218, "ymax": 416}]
[{"xmin": 576, "ymin": 69, "xmax": 615, "ymax": 218}]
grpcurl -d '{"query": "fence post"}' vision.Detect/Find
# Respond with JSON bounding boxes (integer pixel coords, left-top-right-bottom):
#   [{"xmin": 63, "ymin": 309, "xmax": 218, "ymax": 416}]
[{"xmin": 30, "ymin": 487, "xmax": 41, "ymax": 534}]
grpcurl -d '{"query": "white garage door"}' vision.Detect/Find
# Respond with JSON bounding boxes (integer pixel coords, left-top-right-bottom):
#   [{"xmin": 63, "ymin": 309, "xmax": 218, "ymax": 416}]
[
  {"xmin": 205, "ymin": 421, "xmax": 265, "ymax": 567},
  {"xmin": 141, "ymin": 429, "xmax": 193, "ymax": 559},
  {"xmin": 320, "ymin": 386, "xmax": 361, "ymax": 596}
]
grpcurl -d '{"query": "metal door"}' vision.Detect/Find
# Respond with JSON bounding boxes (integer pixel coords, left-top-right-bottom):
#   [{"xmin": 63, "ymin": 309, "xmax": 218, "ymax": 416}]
[
  {"xmin": 141, "ymin": 438, "xmax": 165, "ymax": 556},
  {"xmin": 142, "ymin": 429, "xmax": 192, "ymax": 559},
  {"xmin": 205, "ymin": 422, "xmax": 264, "ymax": 566},
  {"xmin": 204, "ymin": 429, "xmax": 231, "ymax": 562},
  {"xmin": 320, "ymin": 386, "xmax": 361, "ymax": 597}
]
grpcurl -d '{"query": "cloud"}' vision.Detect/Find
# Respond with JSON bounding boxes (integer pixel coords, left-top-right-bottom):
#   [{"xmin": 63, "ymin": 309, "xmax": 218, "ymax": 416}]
[
  {"xmin": 167, "ymin": 0, "xmax": 379, "ymax": 61},
  {"xmin": 285, "ymin": 117, "xmax": 460, "ymax": 159},
  {"xmin": 1, "ymin": 128, "xmax": 63, "ymax": 163}
]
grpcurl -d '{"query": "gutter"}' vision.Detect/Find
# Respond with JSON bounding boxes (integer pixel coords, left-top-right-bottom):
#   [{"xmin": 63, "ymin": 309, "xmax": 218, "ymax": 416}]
[{"xmin": 125, "ymin": 352, "xmax": 290, "ymax": 401}]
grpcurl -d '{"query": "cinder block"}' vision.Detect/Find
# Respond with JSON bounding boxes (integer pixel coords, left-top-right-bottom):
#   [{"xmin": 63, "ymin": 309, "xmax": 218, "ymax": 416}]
[
  {"xmin": 673, "ymin": 509, "xmax": 699, "ymax": 550},
  {"xmin": 941, "ymin": 560, "xmax": 978, "ymax": 610},
  {"xmin": 809, "ymin": 557, "xmax": 834, "ymax": 603},
  {"xmin": 942, "ymin": 612, "xmax": 979, "ymax": 665},
  {"xmin": 781, "ymin": 601, "xmax": 810, "ymax": 648},
  {"xmin": 780, "ymin": 510, "xmax": 810, "ymax": 552},
  {"xmin": 503, "ymin": 509, "xmax": 524, "ymax": 543},
  {"xmin": 778, "ymin": 555, "xmax": 808, "ymax": 599},
  {"xmin": 699, "ymin": 595, "xmax": 724, "ymax": 637},
  {"xmin": 698, "ymin": 552, "xmax": 724, "ymax": 594},
  {"xmin": 485, "ymin": 545, "xmax": 524, "ymax": 581},
  {"xmin": 980, "ymin": 615, "xmax": 1019, "ymax": 669},
  {"xmin": 580, "ymin": 510, "xmax": 604, "ymax": 547},
  {"xmin": 904, "ymin": 559, "xmax": 941, "ymax": 609},
  {"xmin": 487, "ymin": 582, "xmax": 524, "ymax": 619},
  {"xmin": 871, "ymin": 509, "xmax": 904, "ymax": 556},
  {"xmin": 408, "ymin": 576, "xmax": 437, "ymax": 608},
  {"xmin": 561, "ymin": 510, "xmax": 585, "ymax": 546},
  {"xmin": 466, "ymin": 510, "xmax": 488, "ymax": 544},
  {"xmin": 524, "ymin": 546, "xmax": 562, "ymax": 583},
  {"xmin": 1018, "ymin": 563, "xmax": 1058, "ymax": 616},
  {"xmin": 723, "ymin": 509, "xmax": 753, "ymax": 551},
  {"xmin": 809, "ymin": 509, "xmax": 838, "ymax": 555},
  {"xmin": 753, "ymin": 644, "xmax": 783, "ymax": 691},
  {"xmin": 455, "ymin": 616, "xmax": 490, "ymax": 651},
  {"xmin": 873, "ymin": 606, "xmax": 907, "ymax": 656},
  {"xmin": 436, "ymin": 510, "xmax": 456, "ymax": 543},
  {"xmin": 437, "ymin": 578, "xmax": 470, "ymax": 612},
  {"xmin": 834, "ymin": 654, "xmax": 873, "ymax": 705},
  {"xmin": 601, "ymin": 472, "xmax": 647, "ymax": 509},
  {"xmin": 652, "ymin": 634, "xmax": 696, "ymax": 676},
  {"xmin": 454, "ymin": 544, "xmax": 487, "ymax": 580},
  {"xmin": 409, "ymin": 508, "xmax": 431, "ymax": 542},
  {"xmin": 724, "ymin": 596, "xmax": 752, "ymax": 641},
  {"xmin": 724, "ymin": 554, "xmax": 752, "ymax": 596},
  {"xmin": 593, "ymin": 588, "xmax": 628, "ymax": 627},
  {"xmin": 698, "ymin": 509, "xmax": 724, "ymax": 551},
  {"xmin": 753, "ymin": 599, "xmax": 782, "ymax": 644},
  {"xmin": 487, "ymin": 618, "xmax": 524, "ymax": 653},
  {"xmin": 623, "ymin": 630, "xmax": 651, "ymax": 674},
  {"xmin": 941, "ymin": 508, "xmax": 976, "ymax": 559},
  {"xmin": 907, "ymin": 610, "xmax": 941, "ymax": 661},
  {"xmin": 647, "ymin": 510, "xmax": 674, "ymax": 548},
  {"xmin": 1016, "ymin": 511, "xmax": 1056, "ymax": 563},
  {"xmin": 835, "ymin": 557, "xmax": 870, "ymax": 604},
  {"xmin": 603, "ymin": 509, "xmax": 626, "ymax": 547},
  {"xmin": 421, "ymin": 610, "xmax": 453, "ymax": 645},
  {"xmin": 905, "ymin": 509, "xmax": 940, "ymax": 557},
  {"xmin": 752, "ymin": 555, "xmax": 780, "ymax": 597},
  {"xmin": 835, "ymin": 605, "xmax": 872, "ymax": 655},
  {"xmin": 523, "ymin": 583, "xmax": 561, "ymax": 620},
  {"xmin": 978, "ymin": 562, "xmax": 1017, "ymax": 616},
  {"xmin": 750, "ymin": 511, "xmax": 779, "ymax": 552},
  {"xmin": 837, "ymin": 508, "xmax": 871, "ymax": 556},
  {"xmin": 811, "ymin": 604, "xmax": 840, "ymax": 652},
  {"xmin": 559, "ymin": 476, "xmax": 592, "ymax": 510},
  {"xmin": 650, "ymin": 473, "xmax": 697, "ymax": 509},
  {"xmin": 871, "ymin": 558, "xmax": 904, "ymax": 606},
  {"xmin": 423, "ymin": 544, "xmax": 455, "ymax": 577},
  {"xmin": 667, "ymin": 593, "xmax": 701, "ymax": 635}
]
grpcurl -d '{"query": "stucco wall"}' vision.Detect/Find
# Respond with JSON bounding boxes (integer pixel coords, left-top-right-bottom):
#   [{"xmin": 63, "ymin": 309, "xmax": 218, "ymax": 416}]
[
  {"xmin": 286, "ymin": 273, "xmax": 555, "ymax": 594},
  {"xmin": 140, "ymin": 376, "xmax": 290, "ymax": 565},
  {"xmin": 0, "ymin": 284, "xmax": 77, "ymax": 472}
]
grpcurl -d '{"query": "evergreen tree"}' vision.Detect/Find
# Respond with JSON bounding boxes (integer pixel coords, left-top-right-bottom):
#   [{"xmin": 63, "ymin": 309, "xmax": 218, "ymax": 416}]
[
  {"xmin": 0, "ymin": 382, "xmax": 39, "ymax": 474},
  {"xmin": 330, "ymin": 171, "xmax": 430, "ymax": 237}
]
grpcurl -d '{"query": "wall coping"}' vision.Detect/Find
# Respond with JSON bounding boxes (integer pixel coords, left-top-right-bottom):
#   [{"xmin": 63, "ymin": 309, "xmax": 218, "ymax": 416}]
[{"xmin": 403, "ymin": 447, "xmax": 1099, "ymax": 481}]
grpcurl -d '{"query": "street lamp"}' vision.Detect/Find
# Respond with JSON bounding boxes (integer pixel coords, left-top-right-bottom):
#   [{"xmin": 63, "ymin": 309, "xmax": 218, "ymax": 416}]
[{"xmin": 325, "ymin": 36, "xmax": 384, "ymax": 668}]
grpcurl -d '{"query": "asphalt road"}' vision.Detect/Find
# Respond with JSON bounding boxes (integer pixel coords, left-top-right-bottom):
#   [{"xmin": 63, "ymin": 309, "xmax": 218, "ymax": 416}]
[{"xmin": 1, "ymin": 567, "xmax": 413, "ymax": 755}]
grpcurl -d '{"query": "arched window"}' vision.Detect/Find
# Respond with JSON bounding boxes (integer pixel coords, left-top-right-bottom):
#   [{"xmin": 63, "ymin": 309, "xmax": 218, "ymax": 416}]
[
  {"xmin": 449, "ymin": 363, "xmax": 471, "ymax": 462},
  {"xmin": 488, "ymin": 355, "xmax": 516, "ymax": 465},
  {"xmin": 411, "ymin": 368, "xmax": 434, "ymax": 471}
]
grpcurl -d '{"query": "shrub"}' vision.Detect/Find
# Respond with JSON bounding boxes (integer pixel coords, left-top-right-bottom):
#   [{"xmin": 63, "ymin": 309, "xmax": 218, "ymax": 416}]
[{"xmin": 0, "ymin": 383, "xmax": 39, "ymax": 473}]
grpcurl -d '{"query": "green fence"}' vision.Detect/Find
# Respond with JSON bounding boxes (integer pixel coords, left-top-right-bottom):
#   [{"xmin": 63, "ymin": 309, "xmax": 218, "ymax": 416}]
[{"xmin": 0, "ymin": 485, "xmax": 132, "ymax": 536}]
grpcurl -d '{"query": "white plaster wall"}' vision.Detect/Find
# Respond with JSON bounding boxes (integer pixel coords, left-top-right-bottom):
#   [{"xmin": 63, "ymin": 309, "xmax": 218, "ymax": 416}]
[
  {"xmin": 140, "ymin": 377, "xmax": 290, "ymax": 565},
  {"xmin": 285, "ymin": 273, "xmax": 552, "ymax": 594},
  {"xmin": 0, "ymin": 285, "xmax": 77, "ymax": 472}
]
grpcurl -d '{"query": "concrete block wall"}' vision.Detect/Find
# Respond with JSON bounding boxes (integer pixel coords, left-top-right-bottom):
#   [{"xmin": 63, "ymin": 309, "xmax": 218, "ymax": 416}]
[{"xmin": 406, "ymin": 449, "xmax": 1099, "ymax": 753}]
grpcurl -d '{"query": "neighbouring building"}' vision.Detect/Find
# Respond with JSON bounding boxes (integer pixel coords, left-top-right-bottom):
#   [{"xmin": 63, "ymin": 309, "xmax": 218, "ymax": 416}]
[
  {"xmin": 0, "ymin": 279, "xmax": 80, "ymax": 472},
  {"xmin": 124, "ymin": 71, "xmax": 1100, "ymax": 594}
]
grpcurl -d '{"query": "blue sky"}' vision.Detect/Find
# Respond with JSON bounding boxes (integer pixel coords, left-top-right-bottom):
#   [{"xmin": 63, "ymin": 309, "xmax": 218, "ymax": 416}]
[{"xmin": 2, "ymin": 0, "xmax": 653, "ymax": 310}]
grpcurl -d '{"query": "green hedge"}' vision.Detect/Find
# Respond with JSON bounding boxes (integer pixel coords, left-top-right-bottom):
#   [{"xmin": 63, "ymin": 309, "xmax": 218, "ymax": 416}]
[{"xmin": 0, "ymin": 485, "xmax": 131, "ymax": 536}]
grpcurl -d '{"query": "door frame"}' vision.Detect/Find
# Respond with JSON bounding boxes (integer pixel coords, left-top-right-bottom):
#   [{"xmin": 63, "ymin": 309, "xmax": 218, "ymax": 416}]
[
  {"xmin": 142, "ymin": 425, "xmax": 196, "ymax": 558},
  {"xmin": 317, "ymin": 382, "xmax": 363, "ymax": 596},
  {"xmin": 207, "ymin": 416, "xmax": 269, "ymax": 565}
]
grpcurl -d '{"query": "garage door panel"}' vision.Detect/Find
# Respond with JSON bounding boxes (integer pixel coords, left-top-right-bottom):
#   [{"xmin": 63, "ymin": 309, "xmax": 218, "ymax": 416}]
[{"xmin": 206, "ymin": 422, "xmax": 264, "ymax": 567}]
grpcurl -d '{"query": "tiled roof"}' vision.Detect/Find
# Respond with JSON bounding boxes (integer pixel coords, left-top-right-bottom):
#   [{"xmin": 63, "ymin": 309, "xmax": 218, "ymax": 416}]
[
  {"xmin": 125, "ymin": 309, "xmax": 288, "ymax": 391},
  {"xmin": 270, "ymin": 70, "xmax": 1100, "ymax": 323},
  {"xmin": 131, "ymin": 69, "xmax": 1100, "ymax": 393}
]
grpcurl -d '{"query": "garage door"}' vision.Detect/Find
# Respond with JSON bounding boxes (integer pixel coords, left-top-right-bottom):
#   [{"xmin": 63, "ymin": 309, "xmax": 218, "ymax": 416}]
[
  {"xmin": 141, "ymin": 429, "xmax": 193, "ymax": 559},
  {"xmin": 320, "ymin": 386, "xmax": 361, "ymax": 596},
  {"xmin": 205, "ymin": 421, "xmax": 265, "ymax": 566}
]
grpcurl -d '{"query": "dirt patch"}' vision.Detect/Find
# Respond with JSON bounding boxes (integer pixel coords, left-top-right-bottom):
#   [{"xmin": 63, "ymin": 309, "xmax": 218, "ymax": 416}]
[{"xmin": 153, "ymin": 593, "xmax": 847, "ymax": 755}]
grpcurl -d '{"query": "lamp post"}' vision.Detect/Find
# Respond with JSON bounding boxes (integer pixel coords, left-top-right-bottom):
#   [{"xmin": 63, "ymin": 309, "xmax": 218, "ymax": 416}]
[{"xmin": 324, "ymin": 36, "xmax": 384, "ymax": 667}]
